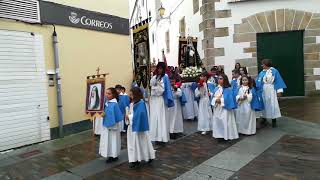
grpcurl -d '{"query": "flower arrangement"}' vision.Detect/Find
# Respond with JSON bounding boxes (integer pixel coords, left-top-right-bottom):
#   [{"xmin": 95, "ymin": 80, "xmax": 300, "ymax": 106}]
[{"xmin": 181, "ymin": 66, "xmax": 202, "ymax": 78}]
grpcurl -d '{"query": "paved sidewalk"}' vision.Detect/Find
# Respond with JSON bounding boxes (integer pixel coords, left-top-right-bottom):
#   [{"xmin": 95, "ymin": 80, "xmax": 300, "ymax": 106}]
[
  {"xmin": 86, "ymin": 133, "xmax": 241, "ymax": 180},
  {"xmin": 279, "ymin": 96, "xmax": 320, "ymax": 123},
  {"xmin": 0, "ymin": 99, "xmax": 320, "ymax": 180},
  {"xmin": 230, "ymin": 135, "xmax": 320, "ymax": 180},
  {"xmin": 175, "ymin": 116, "xmax": 320, "ymax": 180}
]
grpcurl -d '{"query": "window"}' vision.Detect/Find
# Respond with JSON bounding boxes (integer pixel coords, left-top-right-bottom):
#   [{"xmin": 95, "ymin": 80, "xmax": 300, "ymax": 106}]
[
  {"xmin": 152, "ymin": 33, "xmax": 155, "ymax": 44},
  {"xmin": 165, "ymin": 31, "xmax": 170, "ymax": 53},
  {"xmin": 193, "ymin": 0, "xmax": 199, "ymax": 14},
  {"xmin": 179, "ymin": 17, "xmax": 186, "ymax": 37}
]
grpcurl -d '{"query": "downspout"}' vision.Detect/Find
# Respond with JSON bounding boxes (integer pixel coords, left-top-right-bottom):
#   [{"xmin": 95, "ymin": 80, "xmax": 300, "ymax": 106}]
[{"xmin": 52, "ymin": 25, "xmax": 64, "ymax": 138}]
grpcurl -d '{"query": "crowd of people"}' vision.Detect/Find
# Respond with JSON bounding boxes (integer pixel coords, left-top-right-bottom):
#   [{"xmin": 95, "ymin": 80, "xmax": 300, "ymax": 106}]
[{"xmin": 96, "ymin": 59, "xmax": 287, "ymax": 169}]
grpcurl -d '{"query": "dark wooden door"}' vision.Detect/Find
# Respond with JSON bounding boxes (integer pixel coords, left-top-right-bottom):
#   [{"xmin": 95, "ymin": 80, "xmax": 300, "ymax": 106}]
[{"xmin": 257, "ymin": 31, "xmax": 304, "ymax": 96}]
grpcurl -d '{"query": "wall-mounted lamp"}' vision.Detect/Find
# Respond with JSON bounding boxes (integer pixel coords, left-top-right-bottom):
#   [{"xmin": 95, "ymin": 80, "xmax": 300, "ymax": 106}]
[{"xmin": 158, "ymin": 4, "xmax": 171, "ymax": 22}]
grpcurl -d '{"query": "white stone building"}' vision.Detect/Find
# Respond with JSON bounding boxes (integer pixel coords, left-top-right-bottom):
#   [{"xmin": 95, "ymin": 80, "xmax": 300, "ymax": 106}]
[
  {"xmin": 129, "ymin": 0, "xmax": 204, "ymax": 67},
  {"xmin": 130, "ymin": 0, "xmax": 320, "ymax": 96}
]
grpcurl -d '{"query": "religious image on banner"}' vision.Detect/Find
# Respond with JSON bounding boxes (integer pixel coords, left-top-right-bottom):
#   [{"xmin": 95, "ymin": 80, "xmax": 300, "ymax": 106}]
[
  {"xmin": 133, "ymin": 22, "xmax": 150, "ymax": 89},
  {"xmin": 85, "ymin": 68, "xmax": 109, "ymax": 117},
  {"xmin": 178, "ymin": 37, "xmax": 202, "ymax": 68},
  {"xmin": 87, "ymin": 83, "xmax": 103, "ymax": 111}
]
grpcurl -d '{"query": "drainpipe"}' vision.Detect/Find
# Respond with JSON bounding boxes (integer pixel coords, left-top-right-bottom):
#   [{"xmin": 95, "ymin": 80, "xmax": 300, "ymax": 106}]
[{"xmin": 52, "ymin": 25, "xmax": 64, "ymax": 138}]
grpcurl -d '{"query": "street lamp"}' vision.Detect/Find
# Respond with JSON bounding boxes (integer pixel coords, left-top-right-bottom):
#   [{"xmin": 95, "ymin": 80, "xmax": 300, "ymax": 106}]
[
  {"xmin": 158, "ymin": 4, "xmax": 171, "ymax": 21},
  {"xmin": 159, "ymin": 4, "xmax": 166, "ymax": 18}
]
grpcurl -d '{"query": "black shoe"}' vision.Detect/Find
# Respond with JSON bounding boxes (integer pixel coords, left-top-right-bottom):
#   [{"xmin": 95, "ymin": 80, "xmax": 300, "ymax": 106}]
[
  {"xmin": 272, "ymin": 119, "xmax": 277, "ymax": 128},
  {"xmin": 147, "ymin": 159, "xmax": 154, "ymax": 164},
  {"xmin": 106, "ymin": 157, "xmax": 113, "ymax": 163},
  {"xmin": 129, "ymin": 162, "xmax": 136, "ymax": 168},
  {"xmin": 217, "ymin": 138, "xmax": 225, "ymax": 143},
  {"xmin": 261, "ymin": 118, "xmax": 267, "ymax": 125}
]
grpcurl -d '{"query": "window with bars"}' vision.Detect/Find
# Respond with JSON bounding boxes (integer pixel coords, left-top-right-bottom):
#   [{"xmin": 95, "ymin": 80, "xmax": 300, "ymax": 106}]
[
  {"xmin": 179, "ymin": 17, "xmax": 186, "ymax": 37},
  {"xmin": 193, "ymin": 0, "xmax": 199, "ymax": 14},
  {"xmin": 165, "ymin": 30, "xmax": 170, "ymax": 53}
]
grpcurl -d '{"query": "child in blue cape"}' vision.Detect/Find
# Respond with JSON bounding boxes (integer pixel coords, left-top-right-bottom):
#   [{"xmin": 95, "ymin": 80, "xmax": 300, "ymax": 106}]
[
  {"xmin": 149, "ymin": 62, "xmax": 174, "ymax": 144},
  {"xmin": 116, "ymin": 85, "xmax": 130, "ymax": 132},
  {"xmin": 211, "ymin": 74, "xmax": 239, "ymax": 141},
  {"xmin": 256, "ymin": 59, "xmax": 286, "ymax": 128},
  {"xmin": 168, "ymin": 78, "xmax": 186, "ymax": 139},
  {"xmin": 126, "ymin": 87, "xmax": 155, "ymax": 168},
  {"xmin": 99, "ymin": 88, "xmax": 124, "ymax": 163},
  {"xmin": 235, "ymin": 75, "xmax": 257, "ymax": 135},
  {"xmin": 195, "ymin": 72, "xmax": 213, "ymax": 135},
  {"xmin": 181, "ymin": 82, "xmax": 199, "ymax": 120},
  {"xmin": 231, "ymin": 69, "xmax": 241, "ymax": 98}
]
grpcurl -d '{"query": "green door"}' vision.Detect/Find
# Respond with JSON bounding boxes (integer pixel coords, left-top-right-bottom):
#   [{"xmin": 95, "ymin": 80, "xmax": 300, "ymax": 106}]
[{"xmin": 257, "ymin": 31, "xmax": 304, "ymax": 96}]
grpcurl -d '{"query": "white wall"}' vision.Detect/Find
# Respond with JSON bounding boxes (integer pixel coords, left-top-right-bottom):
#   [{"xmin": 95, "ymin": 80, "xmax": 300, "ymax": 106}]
[
  {"xmin": 215, "ymin": 0, "xmax": 320, "ymax": 77},
  {"xmin": 130, "ymin": 0, "xmax": 204, "ymax": 66}
]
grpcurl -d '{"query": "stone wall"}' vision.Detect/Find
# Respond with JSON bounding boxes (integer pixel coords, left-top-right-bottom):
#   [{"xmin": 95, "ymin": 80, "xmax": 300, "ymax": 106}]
[{"xmin": 233, "ymin": 9, "xmax": 320, "ymax": 95}]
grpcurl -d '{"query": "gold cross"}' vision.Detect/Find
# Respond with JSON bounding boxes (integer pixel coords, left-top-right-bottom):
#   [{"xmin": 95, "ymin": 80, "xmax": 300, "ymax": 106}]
[{"xmin": 96, "ymin": 67, "xmax": 100, "ymax": 75}]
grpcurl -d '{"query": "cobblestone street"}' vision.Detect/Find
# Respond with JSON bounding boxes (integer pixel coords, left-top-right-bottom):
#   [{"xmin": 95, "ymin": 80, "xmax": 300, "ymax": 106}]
[{"xmin": 0, "ymin": 98, "xmax": 320, "ymax": 180}]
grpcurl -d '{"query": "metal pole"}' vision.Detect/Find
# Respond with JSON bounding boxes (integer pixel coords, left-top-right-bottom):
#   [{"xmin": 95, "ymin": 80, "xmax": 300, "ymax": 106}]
[{"xmin": 52, "ymin": 25, "xmax": 64, "ymax": 138}]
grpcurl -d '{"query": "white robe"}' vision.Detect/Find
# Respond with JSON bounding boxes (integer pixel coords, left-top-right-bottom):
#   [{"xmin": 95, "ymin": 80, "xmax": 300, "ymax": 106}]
[
  {"xmin": 94, "ymin": 117, "xmax": 103, "ymax": 135},
  {"xmin": 235, "ymin": 86, "xmax": 256, "ymax": 135},
  {"xmin": 195, "ymin": 84, "xmax": 212, "ymax": 132},
  {"xmin": 168, "ymin": 88, "xmax": 184, "ymax": 133},
  {"xmin": 181, "ymin": 83, "xmax": 198, "ymax": 119},
  {"xmin": 127, "ymin": 103, "xmax": 155, "ymax": 163},
  {"xmin": 262, "ymin": 69, "xmax": 282, "ymax": 119},
  {"xmin": 149, "ymin": 75, "xmax": 170, "ymax": 142},
  {"xmin": 99, "ymin": 122, "xmax": 121, "ymax": 158},
  {"xmin": 211, "ymin": 86, "xmax": 239, "ymax": 140}
]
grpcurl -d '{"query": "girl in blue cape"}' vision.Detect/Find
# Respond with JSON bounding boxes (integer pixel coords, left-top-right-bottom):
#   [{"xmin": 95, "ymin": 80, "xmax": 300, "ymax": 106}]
[
  {"xmin": 195, "ymin": 72, "xmax": 213, "ymax": 135},
  {"xmin": 99, "ymin": 88, "xmax": 124, "ymax": 163},
  {"xmin": 168, "ymin": 78, "xmax": 186, "ymax": 139},
  {"xmin": 126, "ymin": 87, "xmax": 155, "ymax": 168},
  {"xmin": 211, "ymin": 74, "xmax": 239, "ymax": 141},
  {"xmin": 116, "ymin": 85, "xmax": 130, "ymax": 132},
  {"xmin": 235, "ymin": 75, "xmax": 257, "ymax": 135},
  {"xmin": 231, "ymin": 69, "xmax": 241, "ymax": 98},
  {"xmin": 256, "ymin": 59, "xmax": 287, "ymax": 128},
  {"xmin": 149, "ymin": 62, "xmax": 174, "ymax": 144},
  {"xmin": 181, "ymin": 82, "xmax": 199, "ymax": 120}
]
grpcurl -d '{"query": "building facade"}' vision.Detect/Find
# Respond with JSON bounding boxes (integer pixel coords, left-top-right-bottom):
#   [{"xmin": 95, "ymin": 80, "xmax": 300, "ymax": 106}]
[
  {"xmin": 207, "ymin": 0, "xmax": 320, "ymax": 96},
  {"xmin": 130, "ymin": 0, "xmax": 320, "ymax": 96},
  {"xmin": 0, "ymin": 0, "xmax": 132, "ymax": 151},
  {"xmin": 129, "ymin": 0, "xmax": 204, "ymax": 67}
]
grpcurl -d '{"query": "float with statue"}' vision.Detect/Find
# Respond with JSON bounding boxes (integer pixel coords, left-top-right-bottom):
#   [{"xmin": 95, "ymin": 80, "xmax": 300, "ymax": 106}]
[{"xmin": 178, "ymin": 36, "xmax": 203, "ymax": 83}]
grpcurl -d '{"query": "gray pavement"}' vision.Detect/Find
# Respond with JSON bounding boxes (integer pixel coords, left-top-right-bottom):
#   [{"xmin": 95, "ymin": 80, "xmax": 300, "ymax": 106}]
[{"xmin": 175, "ymin": 116, "xmax": 320, "ymax": 180}]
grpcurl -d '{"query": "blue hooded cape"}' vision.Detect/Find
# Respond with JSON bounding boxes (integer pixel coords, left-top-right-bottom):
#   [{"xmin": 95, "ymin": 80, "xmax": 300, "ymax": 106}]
[
  {"xmin": 191, "ymin": 82, "xmax": 200, "ymax": 102},
  {"xmin": 231, "ymin": 79, "xmax": 240, "ymax": 98},
  {"xmin": 256, "ymin": 67, "xmax": 287, "ymax": 91},
  {"xmin": 235, "ymin": 87, "xmax": 264, "ymax": 111},
  {"xmin": 162, "ymin": 74, "xmax": 175, "ymax": 107},
  {"xmin": 207, "ymin": 82, "xmax": 216, "ymax": 94},
  {"xmin": 207, "ymin": 83, "xmax": 216, "ymax": 105},
  {"xmin": 180, "ymin": 90, "xmax": 187, "ymax": 106},
  {"xmin": 212, "ymin": 87, "xmax": 237, "ymax": 110},
  {"xmin": 118, "ymin": 94, "xmax": 130, "ymax": 114},
  {"xmin": 132, "ymin": 100, "xmax": 149, "ymax": 132},
  {"xmin": 103, "ymin": 101, "xmax": 124, "ymax": 128}
]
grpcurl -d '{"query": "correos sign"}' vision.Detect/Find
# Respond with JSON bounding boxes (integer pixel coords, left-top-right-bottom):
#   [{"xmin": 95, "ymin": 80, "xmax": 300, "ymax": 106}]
[{"xmin": 69, "ymin": 12, "xmax": 113, "ymax": 30}]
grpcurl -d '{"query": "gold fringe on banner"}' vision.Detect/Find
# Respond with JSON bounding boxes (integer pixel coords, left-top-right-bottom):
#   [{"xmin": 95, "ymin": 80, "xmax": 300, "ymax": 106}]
[
  {"xmin": 132, "ymin": 23, "xmax": 148, "ymax": 33},
  {"xmin": 87, "ymin": 112, "xmax": 104, "ymax": 121}
]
